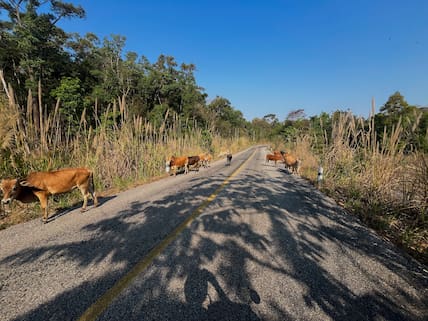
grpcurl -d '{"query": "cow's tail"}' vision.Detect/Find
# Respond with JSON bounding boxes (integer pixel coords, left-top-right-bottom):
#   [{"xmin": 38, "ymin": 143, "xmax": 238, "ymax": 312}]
[
  {"xmin": 90, "ymin": 170, "xmax": 95, "ymax": 192},
  {"xmin": 89, "ymin": 170, "xmax": 99, "ymax": 206}
]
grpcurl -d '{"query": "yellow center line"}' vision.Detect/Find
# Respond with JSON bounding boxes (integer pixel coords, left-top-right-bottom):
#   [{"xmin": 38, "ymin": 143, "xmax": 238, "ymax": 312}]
[{"xmin": 78, "ymin": 149, "xmax": 256, "ymax": 321}]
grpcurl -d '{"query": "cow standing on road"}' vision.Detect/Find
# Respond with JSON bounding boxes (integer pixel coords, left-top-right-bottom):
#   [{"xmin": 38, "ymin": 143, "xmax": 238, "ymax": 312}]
[
  {"xmin": 166, "ymin": 156, "xmax": 189, "ymax": 176},
  {"xmin": 283, "ymin": 152, "xmax": 301, "ymax": 175},
  {"xmin": 198, "ymin": 153, "xmax": 213, "ymax": 168},
  {"xmin": 0, "ymin": 168, "xmax": 98, "ymax": 223},
  {"xmin": 166, "ymin": 155, "xmax": 202, "ymax": 176},
  {"xmin": 265, "ymin": 153, "xmax": 283, "ymax": 166},
  {"xmin": 187, "ymin": 155, "xmax": 201, "ymax": 172}
]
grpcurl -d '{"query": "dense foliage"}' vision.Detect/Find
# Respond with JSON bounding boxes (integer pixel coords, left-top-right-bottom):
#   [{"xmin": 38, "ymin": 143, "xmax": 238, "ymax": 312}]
[
  {"xmin": 0, "ymin": 0, "xmax": 249, "ymax": 140},
  {"xmin": 254, "ymin": 95, "xmax": 427, "ymax": 155}
]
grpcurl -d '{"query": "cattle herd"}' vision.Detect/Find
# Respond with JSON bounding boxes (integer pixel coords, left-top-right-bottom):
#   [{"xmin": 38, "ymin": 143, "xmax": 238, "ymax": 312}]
[
  {"xmin": 0, "ymin": 148, "xmax": 300, "ymax": 223},
  {"xmin": 165, "ymin": 152, "xmax": 213, "ymax": 176}
]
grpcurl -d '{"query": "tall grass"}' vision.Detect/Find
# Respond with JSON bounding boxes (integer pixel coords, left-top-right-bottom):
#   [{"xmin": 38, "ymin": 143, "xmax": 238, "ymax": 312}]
[{"xmin": 314, "ymin": 111, "xmax": 427, "ymax": 264}]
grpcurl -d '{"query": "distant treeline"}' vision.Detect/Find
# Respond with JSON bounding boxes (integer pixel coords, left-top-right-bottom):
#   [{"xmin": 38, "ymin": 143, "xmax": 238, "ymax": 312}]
[
  {"xmin": 257, "ymin": 92, "xmax": 428, "ymax": 153},
  {"xmin": 0, "ymin": 0, "xmax": 249, "ymax": 140}
]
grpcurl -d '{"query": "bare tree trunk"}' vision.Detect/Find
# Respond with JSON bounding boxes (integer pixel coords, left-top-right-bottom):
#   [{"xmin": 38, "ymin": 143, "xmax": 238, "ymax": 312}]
[
  {"xmin": 26, "ymin": 88, "xmax": 34, "ymax": 137},
  {"xmin": 32, "ymin": 95, "xmax": 40, "ymax": 137},
  {"xmin": 0, "ymin": 69, "xmax": 11, "ymax": 101}
]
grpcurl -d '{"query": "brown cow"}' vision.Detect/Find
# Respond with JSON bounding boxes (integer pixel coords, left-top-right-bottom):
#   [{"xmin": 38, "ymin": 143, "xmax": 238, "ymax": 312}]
[
  {"xmin": 187, "ymin": 155, "xmax": 201, "ymax": 172},
  {"xmin": 265, "ymin": 153, "xmax": 283, "ymax": 166},
  {"xmin": 0, "ymin": 168, "xmax": 98, "ymax": 223},
  {"xmin": 283, "ymin": 152, "xmax": 301, "ymax": 174},
  {"xmin": 166, "ymin": 156, "xmax": 189, "ymax": 176}
]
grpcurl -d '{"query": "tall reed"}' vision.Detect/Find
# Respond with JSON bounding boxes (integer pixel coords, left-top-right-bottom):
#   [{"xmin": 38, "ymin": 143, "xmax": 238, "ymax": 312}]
[{"xmin": 317, "ymin": 111, "xmax": 427, "ymax": 262}]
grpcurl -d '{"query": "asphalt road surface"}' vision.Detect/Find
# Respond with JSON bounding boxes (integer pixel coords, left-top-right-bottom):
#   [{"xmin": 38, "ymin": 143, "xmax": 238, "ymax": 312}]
[{"xmin": 1, "ymin": 146, "xmax": 427, "ymax": 321}]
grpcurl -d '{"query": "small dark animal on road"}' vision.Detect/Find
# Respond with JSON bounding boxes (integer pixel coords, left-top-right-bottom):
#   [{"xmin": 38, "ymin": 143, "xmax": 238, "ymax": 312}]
[{"xmin": 226, "ymin": 153, "xmax": 232, "ymax": 166}]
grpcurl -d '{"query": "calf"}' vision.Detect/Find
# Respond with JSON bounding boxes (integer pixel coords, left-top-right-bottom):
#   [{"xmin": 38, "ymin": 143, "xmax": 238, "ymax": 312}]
[{"xmin": 0, "ymin": 168, "xmax": 98, "ymax": 223}]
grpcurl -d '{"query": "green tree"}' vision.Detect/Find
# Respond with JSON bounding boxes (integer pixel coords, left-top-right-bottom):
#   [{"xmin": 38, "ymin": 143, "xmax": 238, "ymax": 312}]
[
  {"xmin": 379, "ymin": 91, "xmax": 408, "ymax": 115},
  {"xmin": 178, "ymin": 63, "xmax": 207, "ymax": 124},
  {"xmin": 207, "ymin": 96, "xmax": 247, "ymax": 136},
  {"xmin": 263, "ymin": 113, "xmax": 279, "ymax": 125},
  {"xmin": 282, "ymin": 109, "xmax": 310, "ymax": 142},
  {"xmin": 416, "ymin": 109, "xmax": 428, "ymax": 152},
  {"xmin": 250, "ymin": 118, "xmax": 271, "ymax": 141},
  {"xmin": 50, "ymin": 76, "xmax": 83, "ymax": 128},
  {"xmin": 0, "ymin": 0, "xmax": 85, "ymax": 131},
  {"xmin": 309, "ymin": 112, "xmax": 332, "ymax": 150},
  {"xmin": 376, "ymin": 92, "xmax": 424, "ymax": 151}
]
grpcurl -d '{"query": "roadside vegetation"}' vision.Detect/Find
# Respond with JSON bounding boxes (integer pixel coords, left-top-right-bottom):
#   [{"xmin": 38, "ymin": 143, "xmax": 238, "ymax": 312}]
[
  {"xmin": 319, "ymin": 109, "xmax": 427, "ymax": 265},
  {"xmin": 263, "ymin": 100, "xmax": 428, "ymax": 266},
  {"xmin": 0, "ymin": 1, "xmax": 426, "ymax": 266}
]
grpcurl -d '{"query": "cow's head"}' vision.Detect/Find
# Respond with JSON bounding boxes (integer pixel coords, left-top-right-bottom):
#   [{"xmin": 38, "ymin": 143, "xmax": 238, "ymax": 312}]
[
  {"xmin": 0, "ymin": 178, "xmax": 21, "ymax": 205},
  {"xmin": 165, "ymin": 156, "xmax": 174, "ymax": 173}
]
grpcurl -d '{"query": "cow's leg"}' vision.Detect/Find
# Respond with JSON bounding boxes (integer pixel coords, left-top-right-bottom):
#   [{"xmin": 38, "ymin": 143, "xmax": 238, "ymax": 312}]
[
  {"xmin": 92, "ymin": 190, "xmax": 98, "ymax": 207},
  {"xmin": 80, "ymin": 185, "xmax": 98, "ymax": 210},
  {"xmin": 87, "ymin": 188, "xmax": 98, "ymax": 207},
  {"xmin": 82, "ymin": 192, "xmax": 88, "ymax": 212},
  {"xmin": 89, "ymin": 172, "xmax": 98, "ymax": 207},
  {"xmin": 78, "ymin": 185, "xmax": 89, "ymax": 212},
  {"xmin": 88, "ymin": 177, "xmax": 98, "ymax": 207},
  {"xmin": 34, "ymin": 191, "xmax": 49, "ymax": 223}
]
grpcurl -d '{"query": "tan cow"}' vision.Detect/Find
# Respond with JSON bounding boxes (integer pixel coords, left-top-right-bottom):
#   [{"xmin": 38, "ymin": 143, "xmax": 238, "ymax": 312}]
[
  {"xmin": 283, "ymin": 152, "xmax": 301, "ymax": 174},
  {"xmin": 198, "ymin": 153, "xmax": 213, "ymax": 168},
  {"xmin": 0, "ymin": 168, "xmax": 98, "ymax": 223}
]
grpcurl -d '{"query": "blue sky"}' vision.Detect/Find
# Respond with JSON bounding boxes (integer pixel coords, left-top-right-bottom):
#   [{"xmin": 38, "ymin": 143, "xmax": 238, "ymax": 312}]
[{"xmin": 56, "ymin": 0, "xmax": 428, "ymax": 121}]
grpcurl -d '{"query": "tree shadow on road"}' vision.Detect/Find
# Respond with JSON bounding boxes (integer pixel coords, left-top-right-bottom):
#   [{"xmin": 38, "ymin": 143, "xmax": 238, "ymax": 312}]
[{"xmin": 45, "ymin": 195, "xmax": 116, "ymax": 223}]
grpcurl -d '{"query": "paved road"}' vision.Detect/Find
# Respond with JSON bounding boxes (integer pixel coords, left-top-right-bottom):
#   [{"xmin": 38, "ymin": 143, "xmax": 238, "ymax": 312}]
[{"xmin": 0, "ymin": 146, "xmax": 427, "ymax": 321}]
